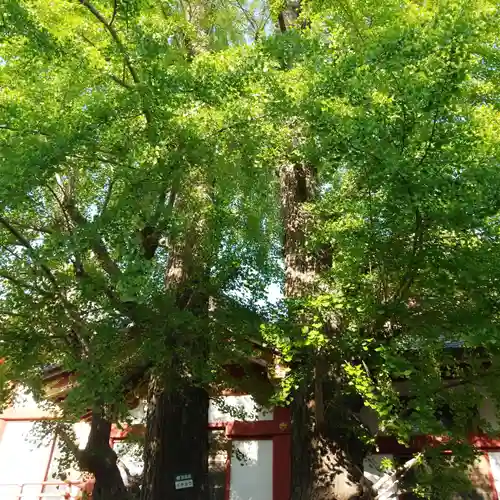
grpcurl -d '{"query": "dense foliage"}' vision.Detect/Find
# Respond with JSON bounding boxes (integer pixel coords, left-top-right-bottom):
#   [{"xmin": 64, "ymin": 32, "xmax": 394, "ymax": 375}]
[
  {"xmin": 266, "ymin": 1, "xmax": 500, "ymax": 497},
  {"xmin": 2, "ymin": 0, "xmax": 500, "ymax": 498},
  {"xmin": 0, "ymin": 0, "xmax": 280, "ymax": 414}
]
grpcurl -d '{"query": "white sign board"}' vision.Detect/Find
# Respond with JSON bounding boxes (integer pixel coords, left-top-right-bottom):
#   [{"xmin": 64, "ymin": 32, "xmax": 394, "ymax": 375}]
[{"xmin": 175, "ymin": 474, "xmax": 194, "ymax": 490}]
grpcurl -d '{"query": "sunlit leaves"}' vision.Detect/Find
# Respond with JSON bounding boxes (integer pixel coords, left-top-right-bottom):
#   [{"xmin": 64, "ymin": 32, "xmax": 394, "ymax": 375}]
[
  {"xmin": 0, "ymin": 0, "xmax": 282, "ymax": 419},
  {"xmin": 3, "ymin": 0, "xmax": 500, "ymax": 495}
]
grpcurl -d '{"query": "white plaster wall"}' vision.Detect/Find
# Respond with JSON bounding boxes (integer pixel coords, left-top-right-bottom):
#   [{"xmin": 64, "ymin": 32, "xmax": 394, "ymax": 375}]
[
  {"xmin": 487, "ymin": 452, "xmax": 500, "ymax": 495},
  {"xmin": 11, "ymin": 386, "xmax": 38, "ymax": 410},
  {"xmin": 113, "ymin": 441, "xmax": 144, "ymax": 486},
  {"xmin": 209, "ymin": 395, "xmax": 273, "ymax": 423},
  {"xmin": 466, "ymin": 454, "xmax": 496, "ymax": 499},
  {"xmin": 0, "ymin": 390, "xmax": 278, "ymax": 499},
  {"xmin": 230, "ymin": 440, "xmax": 273, "ymax": 500},
  {"xmin": 129, "ymin": 401, "xmax": 147, "ymax": 423},
  {"xmin": 358, "ymin": 405, "xmax": 379, "ymax": 435},
  {"xmin": 0, "ymin": 421, "xmax": 54, "ymax": 499},
  {"xmin": 360, "ymin": 391, "xmax": 500, "ymax": 437},
  {"xmin": 363, "ymin": 454, "xmax": 398, "ymax": 499},
  {"xmin": 73, "ymin": 421, "xmax": 90, "ymax": 449},
  {"xmin": 125, "ymin": 395, "xmax": 272, "ymax": 424},
  {"xmin": 10, "ymin": 388, "xmax": 274, "ymax": 424}
]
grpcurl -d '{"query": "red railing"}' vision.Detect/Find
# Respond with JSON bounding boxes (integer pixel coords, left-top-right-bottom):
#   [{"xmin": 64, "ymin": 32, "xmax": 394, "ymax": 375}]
[{"xmin": 0, "ymin": 481, "xmax": 88, "ymax": 499}]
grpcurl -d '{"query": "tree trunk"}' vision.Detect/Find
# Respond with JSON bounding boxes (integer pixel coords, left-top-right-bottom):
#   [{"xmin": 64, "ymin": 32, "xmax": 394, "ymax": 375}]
[
  {"xmin": 290, "ymin": 377, "xmax": 373, "ymax": 500},
  {"xmin": 140, "ymin": 371, "xmax": 209, "ymax": 500},
  {"xmin": 141, "ymin": 194, "xmax": 211, "ymax": 500},
  {"xmin": 79, "ymin": 412, "xmax": 130, "ymax": 500},
  {"xmin": 280, "ymin": 163, "xmax": 373, "ymax": 500}
]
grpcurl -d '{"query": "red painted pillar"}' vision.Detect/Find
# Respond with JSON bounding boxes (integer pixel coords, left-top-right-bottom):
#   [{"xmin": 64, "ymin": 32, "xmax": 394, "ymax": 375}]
[{"xmin": 273, "ymin": 407, "xmax": 291, "ymax": 500}]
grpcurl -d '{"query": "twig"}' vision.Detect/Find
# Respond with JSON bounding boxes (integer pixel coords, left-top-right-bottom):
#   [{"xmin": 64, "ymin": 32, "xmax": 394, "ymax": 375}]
[
  {"xmin": 0, "ymin": 217, "xmax": 89, "ymax": 351},
  {"xmin": 157, "ymin": 0, "xmax": 171, "ymax": 21},
  {"xmin": 212, "ymin": 114, "xmax": 268, "ymax": 136},
  {"xmin": 45, "ymin": 183, "xmax": 73, "ymax": 233},
  {"xmin": 0, "ymin": 216, "xmax": 60, "ymax": 288},
  {"xmin": 100, "ymin": 178, "xmax": 115, "ymax": 218},
  {"xmin": 78, "ymin": 0, "xmax": 153, "ymax": 124},
  {"xmin": 78, "ymin": 0, "xmax": 135, "ymax": 80},
  {"xmin": 0, "ymin": 220, "xmax": 53, "ymax": 235},
  {"xmin": 233, "ymin": 0, "xmax": 259, "ymax": 38},
  {"xmin": 414, "ymin": 108, "xmax": 439, "ymax": 172},
  {"xmin": 394, "ymin": 206, "xmax": 424, "ymax": 300},
  {"xmin": 0, "ymin": 310, "xmax": 29, "ymax": 318},
  {"xmin": 109, "ymin": 73, "xmax": 133, "ymax": 90},
  {"xmin": 0, "ymin": 271, "xmax": 53, "ymax": 296},
  {"xmin": 373, "ymin": 454, "xmax": 421, "ymax": 498},
  {"xmin": 71, "ymin": 153, "xmax": 119, "ymax": 165},
  {"xmin": 109, "ymin": 0, "xmax": 118, "ymax": 26},
  {"xmin": 55, "ymin": 423, "xmax": 82, "ymax": 461},
  {"xmin": 277, "ymin": 12, "xmax": 286, "ymax": 33},
  {"xmin": 0, "ymin": 124, "xmax": 49, "ymax": 137}
]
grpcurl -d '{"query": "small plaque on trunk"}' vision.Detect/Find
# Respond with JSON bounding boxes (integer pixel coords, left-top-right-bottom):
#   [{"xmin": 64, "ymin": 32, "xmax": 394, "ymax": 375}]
[{"xmin": 175, "ymin": 474, "xmax": 194, "ymax": 489}]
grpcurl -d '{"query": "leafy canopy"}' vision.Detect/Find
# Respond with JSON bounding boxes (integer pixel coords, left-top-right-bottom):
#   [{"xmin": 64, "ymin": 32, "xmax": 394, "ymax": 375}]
[
  {"xmin": 0, "ymin": 0, "xmax": 281, "ymax": 415},
  {"xmin": 262, "ymin": 0, "xmax": 500, "ymax": 496},
  {"xmin": 2, "ymin": 0, "xmax": 500, "ymax": 497}
]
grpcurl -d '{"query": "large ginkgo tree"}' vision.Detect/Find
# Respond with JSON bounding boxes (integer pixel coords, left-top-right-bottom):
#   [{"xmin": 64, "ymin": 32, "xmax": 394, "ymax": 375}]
[
  {"xmin": 268, "ymin": 1, "xmax": 500, "ymax": 498},
  {"xmin": 0, "ymin": 1, "xmax": 280, "ymax": 499}
]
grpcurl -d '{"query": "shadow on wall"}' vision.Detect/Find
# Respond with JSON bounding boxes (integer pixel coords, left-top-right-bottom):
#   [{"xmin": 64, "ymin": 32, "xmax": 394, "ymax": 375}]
[
  {"xmin": 400, "ymin": 493, "xmax": 487, "ymax": 500},
  {"xmin": 398, "ymin": 456, "xmax": 494, "ymax": 500}
]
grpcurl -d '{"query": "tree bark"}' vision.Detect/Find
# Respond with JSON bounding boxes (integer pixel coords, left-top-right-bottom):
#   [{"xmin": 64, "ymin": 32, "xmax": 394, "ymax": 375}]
[
  {"xmin": 140, "ymin": 372, "xmax": 209, "ymax": 500},
  {"xmin": 79, "ymin": 412, "xmax": 130, "ymax": 500},
  {"xmin": 280, "ymin": 163, "xmax": 373, "ymax": 500},
  {"xmin": 141, "ymin": 195, "xmax": 211, "ymax": 500},
  {"xmin": 290, "ymin": 376, "xmax": 373, "ymax": 500}
]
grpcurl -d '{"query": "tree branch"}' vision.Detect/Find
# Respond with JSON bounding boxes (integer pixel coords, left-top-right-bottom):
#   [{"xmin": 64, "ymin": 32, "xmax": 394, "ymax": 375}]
[
  {"xmin": 109, "ymin": 0, "xmax": 118, "ymax": 26},
  {"xmin": 12, "ymin": 222, "xmax": 54, "ymax": 235},
  {"xmin": 233, "ymin": 0, "xmax": 259, "ymax": 40},
  {"xmin": 414, "ymin": 109, "xmax": 439, "ymax": 171},
  {"xmin": 212, "ymin": 114, "xmax": 268, "ymax": 136},
  {"xmin": 54, "ymin": 423, "xmax": 82, "ymax": 462},
  {"xmin": 71, "ymin": 153, "xmax": 120, "ymax": 166},
  {"xmin": 394, "ymin": 206, "xmax": 424, "ymax": 301},
  {"xmin": 0, "ymin": 124, "xmax": 49, "ymax": 137},
  {"xmin": 100, "ymin": 178, "xmax": 115, "ymax": 218},
  {"xmin": 109, "ymin": 74, "xmax": 133, "ymax": 90},
  {"xmin": 77, "ymin": 0, "xmax": 153, "ymax": 125},
  {"xmin": 277, "ymin": 12, "xmax": 286, "ymax": 33},
  {"xmin": 45, "ymin": 183, "xmax": 73, "ymax": 233},
  {"xmin": 140, "ymin": 167, "xmax": 180, "ymax": 260},
  {"xmin": 79, "ymin": 32, "xmax": 131, "ymax": 90},
  {"xmin": 372, "ymin": 454, "xmax": 422, "ymax": 498},
  {"xmin": 70, "ymin": 254, "xmax": 132, "ymax": 318},
  {"xmin": 0, "ymin": 310, "xmax": 31, "ymax": 318},
  {"xmin": 0, "ymin": 216, "xmax": 60, "ymax": 289},
  {"xmin": 442, "ymin": 369, "xmax": 498, "ymax": 390},
  {"xmin": 0, "ymin": 218, "xmax": 91, "ymax": 353},
  {"xmin": 0, "ymin": 270, "xmax": 53, "ymax": 296},
  {"xmin": 63, "ymin": 200, "xmax": 121, "ymax": 279}
]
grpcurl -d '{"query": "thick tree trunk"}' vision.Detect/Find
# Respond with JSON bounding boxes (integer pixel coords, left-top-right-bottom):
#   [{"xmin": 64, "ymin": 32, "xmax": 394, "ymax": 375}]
[
  {"xmin": 140, "ymin": 370, "xmax": 209, "ymax": 500},
  {"xmin": 141, "ymin": 196, "xmax": 211, "ymax": 500},
  {"xmin": 290, "ymin": 378, "xmax": 373, "ymax": 500},
  {"xmin": 79, "ymin": 413, "xmax": 129, "ymax": 500},
  {"xmin": 280, "ymin": 163, "xmax": 372, "ymax": 500}
]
